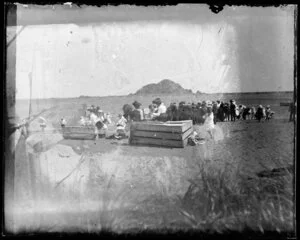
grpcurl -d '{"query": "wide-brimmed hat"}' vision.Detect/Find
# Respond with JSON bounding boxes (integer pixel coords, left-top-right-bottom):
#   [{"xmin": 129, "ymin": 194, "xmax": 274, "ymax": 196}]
[
  {"xmin": 152, "ymin": 98, "xmax": 162, "ymax": 105},
  {"xmin": 133, "ymin": 100, "xmax": 142, "ymax": 108}
]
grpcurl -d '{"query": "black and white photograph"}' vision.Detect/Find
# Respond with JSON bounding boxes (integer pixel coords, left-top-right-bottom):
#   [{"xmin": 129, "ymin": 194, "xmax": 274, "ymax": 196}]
[{"xmin": 4, "ymin": 3, "xmax": 296, "ymax": 236}]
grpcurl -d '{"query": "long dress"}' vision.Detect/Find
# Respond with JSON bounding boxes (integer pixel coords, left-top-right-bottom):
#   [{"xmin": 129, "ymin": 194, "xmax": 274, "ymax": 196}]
[{"xmin": 204, "ymin": 112, "xmax": 215, "ymax": 131}]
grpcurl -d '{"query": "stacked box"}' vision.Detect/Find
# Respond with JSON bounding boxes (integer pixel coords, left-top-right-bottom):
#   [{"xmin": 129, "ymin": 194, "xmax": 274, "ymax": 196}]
[
  {"xmin": 62, "ymin": 126, "xmax": 96, "ymax": 140},
  {"xmin": 129, "ymin": 120, "xmax": 193, "ymax": 148}
]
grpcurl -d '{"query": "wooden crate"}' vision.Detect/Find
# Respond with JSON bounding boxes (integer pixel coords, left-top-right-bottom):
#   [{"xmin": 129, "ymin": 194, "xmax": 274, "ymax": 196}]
[
  {"xmin": 62, "ymin": 126, "xmax": 96, "ymax": 140},
  {"xmin": 129, "ymin": 120, "xmax": 193, "ymax": 148}
]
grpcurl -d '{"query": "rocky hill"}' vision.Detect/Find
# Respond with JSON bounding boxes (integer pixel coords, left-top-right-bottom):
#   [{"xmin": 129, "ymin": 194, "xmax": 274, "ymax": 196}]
[{"xmin": 133, "ymin": 79, "xmax": 195, "ymax": 96}]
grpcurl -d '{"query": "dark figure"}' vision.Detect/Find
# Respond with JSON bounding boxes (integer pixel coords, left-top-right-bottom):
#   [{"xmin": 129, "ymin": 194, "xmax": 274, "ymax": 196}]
[
  {"xmin": 223, "ymin": 103, "xmax": 230, "ymax": 121},
  {"xmin": 289, "ymin": 101, "xmax": 296, "ymax": 122},
  {"xmin": 132, "ymin": 101, "xmax": 144, "ymax": 121},
  {"xmin": 212, "ymin": 102, "xmax": 218, "ymax": 124},
  {"xmin": 217, "ymin": 102, "xmax": 225, "ymax": 122},
  {"xmin": 230, "ymin": 100, "xmax": 236, "ymax": 122},
  {"xmin": 178, "ymin": 103, "xmax": 193, "ymax": 121},
  {"xmin": 199, "ymin": 106, "xmax": 207, "ymax": 124},
  {"xmin": 242, "ymin": 107, "xmax": 251, "ymax": 120},
  {"xmin": 122, "ymin": 104, "xmax": 134, "ymax": 121},
  {"xmin": 155, "ymin": 113, "xmax": 169, "ymax": 122},
  {"xmin": 166, "ymin": 103, "xmax": 179, "ymax": 121},
  {"xmin": 255, "ymin": 105, "xmax": 264, "ymax": 122}
]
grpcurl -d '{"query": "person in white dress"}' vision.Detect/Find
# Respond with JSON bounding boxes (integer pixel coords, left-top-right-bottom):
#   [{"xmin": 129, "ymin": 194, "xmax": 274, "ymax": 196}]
[
  {"xmin": 116, "ymin": 114, "xmax": 127, "ymax": 137},
  {"xmin": 204, "ymin": 106, "xmax": 215, "ymax": 139}
]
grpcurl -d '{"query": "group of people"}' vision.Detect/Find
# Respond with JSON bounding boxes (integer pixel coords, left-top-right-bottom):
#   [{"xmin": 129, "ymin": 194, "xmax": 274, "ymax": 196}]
[
  {"xmin": 121, "ymin": 98, "xmax": 276, "ymax": 125},
  {"xmin": 57, "ymin": 98, "xmax": 295, "ymax": 141},
  {"xmin": 212, "ymin": 100, "xmax": 275, "ymax": 123},
  {"xmin": 122, "ymin": 98, "xmax": 167, "ymax": 122}
]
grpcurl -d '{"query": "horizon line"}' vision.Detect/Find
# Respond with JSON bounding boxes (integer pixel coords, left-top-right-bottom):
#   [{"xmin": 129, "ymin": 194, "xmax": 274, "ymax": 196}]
[{"xmin": 15, "ymin": 90, "xmax": 294, "ymax": 100}]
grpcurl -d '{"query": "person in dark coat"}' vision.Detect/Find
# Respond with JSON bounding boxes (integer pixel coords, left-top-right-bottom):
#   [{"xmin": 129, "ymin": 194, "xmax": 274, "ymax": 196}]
[
  {"xmin": 212, "ymin": 101, "xmax": 218, "ymax": 124},
  {"xmin": 166, "ymin": 103, "xmax": 178, "ymax": 121},
  {"xmin": 223, "ymin": 103, "xmax": 230, "ymax": 121},
  {"xmin": 230, "ymin": 100, "xmax": 237, "ymax": 122},
  {"xmin": 122, "ymin": 104, "xmax": 134, "ymax": 121},
  {"xmin": 177, "ymin": 103, "xmax": 193, "ymax": 121},
  {"xmin": 242, "ymin": 106, "xmax": 251, "ymax": 120},
  {"xmin": 255, "ymin": 105, "xmax": 265, "ymax": 122},
  {"xmin": 217, "ymin": 102, "xmax": 225, "ymax": 122}
]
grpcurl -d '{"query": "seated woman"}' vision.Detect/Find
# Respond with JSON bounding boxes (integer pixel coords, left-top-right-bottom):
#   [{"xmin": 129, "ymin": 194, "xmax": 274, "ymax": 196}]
[
  {"xmin": 115, "ymin": 114, "xmax": 128, "ymax": 139},
  {"xmin": 151, "ymin": 98, "xmax": 167, "ymax": 121}
]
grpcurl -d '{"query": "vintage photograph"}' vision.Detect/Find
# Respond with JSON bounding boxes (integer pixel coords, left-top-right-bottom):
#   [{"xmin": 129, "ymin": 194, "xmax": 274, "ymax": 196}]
[{"xmin": 4, "ymin": 3, "xmax": 296, "ymax": 236}]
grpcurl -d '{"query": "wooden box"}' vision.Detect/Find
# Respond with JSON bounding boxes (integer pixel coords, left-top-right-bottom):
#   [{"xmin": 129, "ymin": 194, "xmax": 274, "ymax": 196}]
[
  {"xmin": 129, "ymin": 120, "xmax": 193, "ymax": 148},
  {"xmin": 62, "ymin": 126, "xmax": 96, "ymax": 140}
]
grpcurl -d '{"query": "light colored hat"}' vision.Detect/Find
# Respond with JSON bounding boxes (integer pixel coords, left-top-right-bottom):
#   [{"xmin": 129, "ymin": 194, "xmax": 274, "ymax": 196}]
[
  {"xmin": 266, "ymin": 105, "xmax": 270, "ymax": 108},
  {"xmin": 98, "ymin": 109, "xmax": 103, "ymax": 112},
  {"xmin": 259, "ymin": 105, "xmax": 263, "ymax": 108}
]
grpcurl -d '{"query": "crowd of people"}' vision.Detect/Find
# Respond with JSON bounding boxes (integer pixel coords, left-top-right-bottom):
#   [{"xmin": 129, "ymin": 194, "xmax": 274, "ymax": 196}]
[
  {"xmin": 122, "ymin": 98, "xmax": 276, "ymax": 125},
  {"xmin": 57, "ymin": 98, "xmax": 297, "ymax": 141}
]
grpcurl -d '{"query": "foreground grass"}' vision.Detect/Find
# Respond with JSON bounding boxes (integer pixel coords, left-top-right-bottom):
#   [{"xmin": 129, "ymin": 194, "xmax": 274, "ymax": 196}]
[{"xmin": 173, "ymin": 156, "xmax": 295, "ymax": 234}]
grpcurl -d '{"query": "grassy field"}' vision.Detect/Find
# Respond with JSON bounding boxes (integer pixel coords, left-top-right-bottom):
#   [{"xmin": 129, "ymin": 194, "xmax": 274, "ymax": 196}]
[{"xmin": 9, "ymin": 92, "xmax": 295, "ymax": 236}]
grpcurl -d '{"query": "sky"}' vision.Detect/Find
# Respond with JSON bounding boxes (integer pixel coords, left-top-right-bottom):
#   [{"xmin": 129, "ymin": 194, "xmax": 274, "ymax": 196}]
[{"xmin": 7, "ymin": 4, "xmax": 295, "ymax": 99}]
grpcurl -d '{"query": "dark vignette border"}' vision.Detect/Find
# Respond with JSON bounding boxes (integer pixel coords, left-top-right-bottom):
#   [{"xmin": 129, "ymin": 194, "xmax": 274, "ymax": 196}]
[{"xmin": 2, "ymin": 1, "xmax": 298, "ymax": 239}]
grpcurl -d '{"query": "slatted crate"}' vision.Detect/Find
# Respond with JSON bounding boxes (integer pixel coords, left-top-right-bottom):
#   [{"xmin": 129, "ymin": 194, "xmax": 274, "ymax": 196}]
[
  {"xmin": 129, "ymin": 120, "xmax": 193, "ymax": 148},
  {"xmin": 62, "ymin": 126, "xmax": 96, "ymax": 140}
]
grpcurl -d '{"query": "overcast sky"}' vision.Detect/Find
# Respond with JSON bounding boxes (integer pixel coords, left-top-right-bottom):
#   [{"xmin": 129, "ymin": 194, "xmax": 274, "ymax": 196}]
[{"xmin": 8, "ymin": 4, "xmax": 295, "ymax": 99}]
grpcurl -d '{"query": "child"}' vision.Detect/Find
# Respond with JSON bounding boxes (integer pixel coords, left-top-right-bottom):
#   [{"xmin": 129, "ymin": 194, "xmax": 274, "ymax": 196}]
[
  {"xmin": 116, "ymin": 113, "xmax": 127, "ymax": 137},
  {"xmin": 106, "ymin": 114, "xmax": 128, "ymax": 139},
  {"xmin": 265, "ymin": 105, "xmax": 273, "ymax": 121},
  {"xmin": 38, "ymin": 117, "xmax": 47, "ymax": 131}
]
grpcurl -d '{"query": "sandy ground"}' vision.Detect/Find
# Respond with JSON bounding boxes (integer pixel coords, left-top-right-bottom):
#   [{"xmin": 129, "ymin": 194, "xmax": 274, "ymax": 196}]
[{"xmin": 8, "ymin": 112, "xmax": 294, "ymax": 233}]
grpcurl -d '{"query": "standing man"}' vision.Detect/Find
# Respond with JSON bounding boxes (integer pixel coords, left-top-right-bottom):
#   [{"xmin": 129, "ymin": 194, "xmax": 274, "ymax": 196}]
[
  {"xmin": 289, "ymin": 101, "xmax": 296, "ymax": 122},
  {"xmin": 230, "ymin": 100, "xmax": 237, "ymax": 122},
  {"xmin": 212, "ymin": 101, "xmax": 218, "ymax": 124},
  {"xmin": 255, "ymin": 105, "xmax": 265, "ymax": 122}
]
